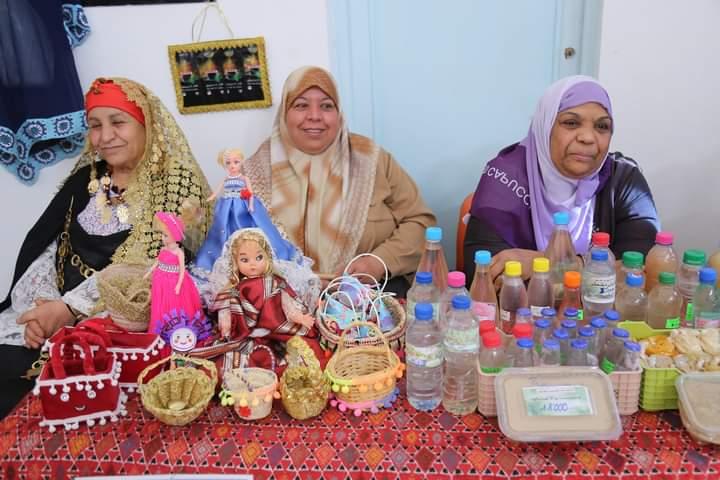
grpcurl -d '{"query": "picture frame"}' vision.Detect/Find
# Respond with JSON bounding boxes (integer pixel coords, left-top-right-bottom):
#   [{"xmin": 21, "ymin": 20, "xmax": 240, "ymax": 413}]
[{"xmin": 167, "ymin": 37, "xmax": 272, "ymax": 114}]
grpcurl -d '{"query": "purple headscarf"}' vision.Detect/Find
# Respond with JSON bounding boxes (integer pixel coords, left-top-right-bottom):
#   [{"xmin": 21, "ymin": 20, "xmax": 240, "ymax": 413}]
[{"xmin": 470, "ymin": 75, "xmax": 613, "ymax": 254}]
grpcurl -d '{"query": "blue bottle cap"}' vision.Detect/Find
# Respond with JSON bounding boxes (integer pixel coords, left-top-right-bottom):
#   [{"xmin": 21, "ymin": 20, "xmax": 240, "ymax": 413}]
[
  {"xmin": 517, "ymin": 338, "xmax": 534, "ymax": 349},
  {"xmin": 578, "ymin": 327, "xmax": 595, "ymax": 337},
  {"xmin": 516, "ymin": 307, "xmax": 532, "ymax": 317},
  {"xmin": 591, "ymin": 250, "xmax": 609, "ymax": 261},
  {"xmin": 553, "ymin": 329, "xmax": 569, "ymax": 340},
  {"xmin": 414, "ymin": 303, "xmax": 434, "ymax": 321},
  {"xmin": 543, "ymin": 338, "xmax": 560, "ymax": 350},
  {"xmin": 415, "ymin": 271, "xmax": 432, "ymax": 284},
  {"xmin": 451, "ymin": 295, "xmax": 471, "ymax": 310},
  {"xmin": 564, "ymin": 307, "xmax": 579, "ymax": 318},
  {"xmin": 624, "ymin": 340, "xmax": 641, "ymax": 352},
  {"xmin": 604, "ymin": 310, "xmax": 620, "ymax": 322},
  {"xmin": 590, "ymin": 316, "xmax": 607, "ymax": 329},
  {"xmin": 425, "ymin": 226, "xmax": 442, "ymax": 242},
  {"xmin": 474, "ymin": 250, "xmax": 491, "ymax": 265},
  {"xmin": 534, "ymin": 318, "xmax": 551, "ymax": 330},
  {"xmin": 541, "ymin": 307, "xmax": 557, "ymax": 318},
  {"xmin": 626, "ymin": 273, "xmax": 643, "ymax": 287},
  {"xmin": 561, "ymin": 319, "xmax": 577, "ymax": 330},
  {"xmin": 612, "ymin": 328, "xmax": 630, "ymax": 338},
  {"xmin": 699, "ymin": 267, "xmax": 717, "ymax": 284},
  {"xmin": 553, "ymin": 211, "xmax": 570, "ymax": 225},
  {"xmin": 571, "ymin": 339, "xmax": 588, "ymax": 350}
]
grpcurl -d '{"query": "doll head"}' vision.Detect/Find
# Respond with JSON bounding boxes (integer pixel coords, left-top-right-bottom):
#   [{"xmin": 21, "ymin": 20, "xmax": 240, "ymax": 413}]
[
  {"xmin": 230, "ymin": 228, "xmax": 273, "ymax": 283},
  {"xmin": 153, "ymin": 211, "xmax": 184, "ymax": 246},
  {"xmin": 217, "ymin": 148, "xmax": 244, "ymax": 177}
]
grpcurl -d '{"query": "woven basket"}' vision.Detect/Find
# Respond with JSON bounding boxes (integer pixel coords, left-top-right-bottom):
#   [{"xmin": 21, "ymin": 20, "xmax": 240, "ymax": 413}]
[
  {"xmin": 97, "ymin": 263, "xmax": 151, "ymax": 332},
  {"xmin": 138, "ymin": 355, "xmax": 217, "ymax": 426},
  {"xmin": 317, "ymin": 293, "xmax": 406, "ymax": 352},
  {"xmin": 222, "ymin": 345, "xmax": 280, "ymax": 420},
  {"xmin": 325, "ymin": 322, "xmax": 404, "ymax": 414},
  {"xmin": 281, "ymin": 337, "xmax": 329, "ymax": 420}
]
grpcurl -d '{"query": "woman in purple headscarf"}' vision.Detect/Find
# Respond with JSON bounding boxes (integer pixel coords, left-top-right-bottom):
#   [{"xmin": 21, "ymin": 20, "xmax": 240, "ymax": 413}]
[{"xmin": 464, "ymin": 76, "xmax": 659, "ymax": 284}]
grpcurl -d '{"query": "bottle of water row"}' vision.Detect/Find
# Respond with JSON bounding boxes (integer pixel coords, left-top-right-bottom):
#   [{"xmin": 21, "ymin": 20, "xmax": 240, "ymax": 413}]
[
  {"xmin": 582, "ymin": 249, "xmax": 616, "ymax": 319},
  {"xmin": 406, "ymin": 303, "xmax": 443, "ymax": 411},
  {"xmin": 442, "ymin": 295, "xmax": 479, "ymax": 415},
  {"xmin": 439, "ymin": 271, "xmax": 469, "ymax": 332},
  {"xmin": 406, "ymin": 271, "xmax": 439, "ymax": 325}
]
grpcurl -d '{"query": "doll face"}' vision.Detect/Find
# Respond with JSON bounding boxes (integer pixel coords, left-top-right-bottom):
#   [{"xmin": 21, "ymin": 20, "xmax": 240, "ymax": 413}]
[
  {"xmin": 224, "ymin": 152, "xmax": 243, "ymax": 177},
  {"xmin": 170, "ymin": 327, "xmax": 197, "ymax": 352},
  {"xmin": 234, "ymin": 240, "xmax": 268, "ymax": 278},
  {"xmin": 158, "ymin": 223, "xmax": 176, "ymax": 248}
]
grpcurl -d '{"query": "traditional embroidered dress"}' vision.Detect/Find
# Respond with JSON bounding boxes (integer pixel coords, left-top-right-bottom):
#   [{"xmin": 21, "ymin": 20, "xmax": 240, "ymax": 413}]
[{"xmin": 0, "ymin": 0, "xmax": 90, "ymax": 183}]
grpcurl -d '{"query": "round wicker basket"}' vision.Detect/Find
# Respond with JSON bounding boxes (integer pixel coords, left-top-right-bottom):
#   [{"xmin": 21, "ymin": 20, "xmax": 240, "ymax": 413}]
[
  {"xmin": 138, "ymin": 355, "xmax": 217, "ymax": 426},
  {"xmin": 97, "ymin": 263, "xmax": 151, "ymax": 332},
  {"xmin": 222, "ymin": 345, "xmax": 279, "ymax": 421}
]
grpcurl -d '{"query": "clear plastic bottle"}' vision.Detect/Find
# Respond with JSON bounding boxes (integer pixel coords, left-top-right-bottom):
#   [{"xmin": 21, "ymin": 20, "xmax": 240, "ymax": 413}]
[
  {"xmin": 478, "ymin": 331, "xmax": 506, "ymax": 374},
  {"xmin": 515, "ymin": 307, "xmax": 532, "ymax": 325},
  {"xmin": 507, "ymin": 323, "xmax": 532, "ymax": 366},
  {"xmin": 498, "ymin": 261, "xmax": 528, "ymax": 334},
  {"xmin": 603, "ymin": 309, "xmax": 620, "ymax": 333},
  {"xmin": 478, "ymin": 319, "xmax": 496, "ymax": 356},
  {"xmin": 539, "ymin": 339, "xmax": 561, "ymax": 367},
  {"xmin": 645, "ymin": 232, "xmax": 679, "ymax": 293},
  {"xmin": 533, "ymin": 318, "xmax": 552, "ymax": 354},
  {"xmin": 469, "ymin": 250, "xmax": 498, "ymax": 324},
  {"xmin": 558, "ymin": 271, "xmax": 583, "ymax": 323},
  {"xmin": 582, "ymin": 250, "xmax": 616, "ymax": 320},
  {"xmin": 677, "ymin": 249, "xmax": 706, "ymax": 325},
  {"xmin": 545, "ymin": 211, "xmax": 582, "ymax": 306},
  {"xmin": 439, "ymin": 271, "xmax": 469, "ymax": 332},
  {"xmin": 585, "ymin": 232, "xmax": 616, "ymax": 266},
  {"xmin": 541, "ymin": 307, "xmax": 559, "ymax": 329},
  {"xmin": 513, "ymin": 338, "xmax": 536, "ymax": 367},
  {"xmin": 647, "ymin": 272, "xmax": 683, "ymax": 330},
  {"xmin": 617, "ymin": 251, "xmax": 645, "ymax": 295},
  {"xmin": 590, "ymin": 316, "xmax": 609, "ymax": 357},
  {"xmin": 692, "ymin": 267, "xmax": 720, "ymax": 328},
  {"xmin": 416, "ymin": 226, "xmax": 449, "ymax": 292},
  {"xmin": 552, "ymin": 328, "xmax": 570, "ymax": 365},
  {"xmin": 527, "ymin": 257, "xmax": 554, "ymax": 320},
  {"xmin": 578, "ymin": 326, "xmax": 599, "ymax": 366},
  {"xmin": 560, "ymin": 315, "xmax": 578, "ymax": 339},
  {"xmin": 442, "ymin": 295, "xmax": 479, "ymax": 415},
  {"xmin": 615, "ymin": 273, "xmax": 648, "ymax": 322},
  {"xmin": 567, "ymin": 339, "xmax": 590, "ymax": 366},
  {"xmin": 405, "ymin": 303, "xmax": 443, "ymax": 411},
  {"xmin": 603, "ymin": 327, "xmax": 630, "ymax": 369},
  {"xmin": 710, "ymin": 250, "xmax": 720, "ymax": 287},
  {"xmin": 619, "ymin": 341, "xmax": 641, "ymax": 372},
  {"xmin": 406, "ymin": 272, "xmax": 440, "ymax": 325}
]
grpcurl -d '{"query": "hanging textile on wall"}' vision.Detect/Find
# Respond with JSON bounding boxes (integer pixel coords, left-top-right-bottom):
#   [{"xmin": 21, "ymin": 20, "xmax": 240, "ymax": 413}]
[{"xmin": 0, "ymin": 0, "xmax": 91, "ymax": 184}]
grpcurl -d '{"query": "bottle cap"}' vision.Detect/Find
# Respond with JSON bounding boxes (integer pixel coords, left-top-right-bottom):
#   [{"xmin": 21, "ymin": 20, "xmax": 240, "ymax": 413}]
[
  {"xmin": 564, "ymin": 271, "xmax": 581, "ymax": 288},
  {"xmin": 626, "ymin": 273, "xmax": 643, "ymax": 287},
  {"xmin": 561, "ymin": 319, "xmax": 577, "ymax": 330},
  {"xmin": 534, "ymin": 318, "xmax": 551, "ymax": 330},
  {"xmin": 533, "ymin": 257, "xmax": 550, "ymax": 273},
  {"xmin": 517, "ymin": 338, "xmax": 534, "ymax": 349},
  {"xmin": 603, "ymin": 310, "xmax": 620, "ymax": 322},
  {"xmin": 451, "ymin": 295, "xmax": 471, "ymax": 310},
  {"xmin": 504, "ymin": 261, "xmax": 522, "ymax": 277},
  {"xmin": 699, "ymin": 267, "xmax": 717, "ymax": 284},
  {"xmin": 578, "ymin": 326, "xmax": 595, "ymax": 337},
  {"xmin": 624, "ymin": 340, "xmax": 641, "ymax": 353},
  {"xmin": 591, "ymin": 250, "xmax": 609, "ymax": 262},
  {"xmin": 622, "ymin": 251, "xmax": 644, "ymax": 268},
  {"xmin": 447, "ymin": 271, "xmax": 466, "ymax": 288},
  {"xmin": 612, "ymin": 328, "xmax": 630, "ymax": 339},
  {"xmin": 541, "ymin": 307, "xmax": 557, "ymax": 318},
  {"xmin": 563, "ymin": 307, "xmax": 579, "ymax": 318},
  {"xmin": 483, "ymin": 331, "xmax": 502, "ymax": 348},
  {"xmin": 658, "ymin": 271, "xmax": 676, "ymax": 285},
  {"xmin": 655, "ymin": 231, "xmax": 673, "ymax": 246},
  {"xmin": 415, "ymin": 271, "xmax": 432, "ymax": 284},
  {"xmin": 516, "ymin": 307, "xmax": 532, "ymax": 318},
  {"xmin": 683, "ymin": 249, "xmax": 706, "ymax": 266},
  {"xmin": 553, "ymin": 328, "xmax": 569, "ymax": 340},
  {"xmin": 414, "ymin": 303, "xmax": 434, "ymax": 321},
  {"xmin": 474, "ymin": 250, "xmax": 491, "ymax": 265},
  {"xmin": 592, "ymin": 232, "xmax": 610, "ymax": 247},
  {"xmin": 479, "ymin": 320, "xmax": 496, "ymax": 334},
  {"xmin": 571, "ymin": 339, "xmax": 588, "ymax": 350},
  {"xmin": 543, "ymin": 338, "xmax": 560, "ymax": 350},
  {"xmin": 512, "ymin": 323, "xmax": 533, "ymax": 339},
  {"xmin": 425, "ymin": 226, "xmax": 442, "ymax": 242},
  {"xmin": 553, "ymin": 211, "xmax": 570, "ymax": 225},
  {"xmin": 590, "ymin": 316, "xmax": 607, "ymax": 329}
]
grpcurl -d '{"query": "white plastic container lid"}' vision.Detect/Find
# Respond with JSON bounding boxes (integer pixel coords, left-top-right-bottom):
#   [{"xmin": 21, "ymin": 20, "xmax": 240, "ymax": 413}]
[
  {"xmin": 676, "ymin": 372, "xmax": 720, "ymax": 444},
  {"xmin": 494, "ymin": 367, "xmax": 622, "ymax": 442}
]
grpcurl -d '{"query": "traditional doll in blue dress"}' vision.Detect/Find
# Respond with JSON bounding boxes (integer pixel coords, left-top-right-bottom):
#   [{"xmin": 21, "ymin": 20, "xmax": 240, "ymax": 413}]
[{"xmin": 194, "ymin": 149, "xmax": 299, "ymax": 273}]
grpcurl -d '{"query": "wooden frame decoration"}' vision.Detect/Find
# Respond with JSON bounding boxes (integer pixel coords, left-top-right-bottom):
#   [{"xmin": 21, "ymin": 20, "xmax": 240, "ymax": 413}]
[{"xmin": 168, "ymin": 37, "xmax": 272, "ymax": 114}]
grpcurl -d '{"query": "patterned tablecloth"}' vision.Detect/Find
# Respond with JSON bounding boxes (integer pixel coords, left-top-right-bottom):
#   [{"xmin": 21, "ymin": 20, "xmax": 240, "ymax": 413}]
[{"xmin": 2, "ymin": 389, "xmax": 719, "ymax": 480}]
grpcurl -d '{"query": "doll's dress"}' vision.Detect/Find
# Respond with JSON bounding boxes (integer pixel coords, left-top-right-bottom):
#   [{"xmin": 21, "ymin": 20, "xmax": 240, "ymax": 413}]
[
  {"xmin": 148, "ymin": 248, "xmax": 211, "ymax": 343},
  {"xmin": 194, "ymin": 176, "xmax": 298, "ymax": 272}
]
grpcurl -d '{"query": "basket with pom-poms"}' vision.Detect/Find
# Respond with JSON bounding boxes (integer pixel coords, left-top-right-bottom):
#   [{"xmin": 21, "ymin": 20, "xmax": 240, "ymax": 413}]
[{"xmin": 220, "ymin": 345, "xmax": 280, "ymax": 420}]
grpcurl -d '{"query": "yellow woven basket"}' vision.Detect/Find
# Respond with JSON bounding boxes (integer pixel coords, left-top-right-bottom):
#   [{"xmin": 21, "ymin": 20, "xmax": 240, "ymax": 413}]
[
  {"xmin": 325, "ymin": 322, "xmax": 404, "ymax": 415},
  {"xmin": 138, "ymin": 355, "xmax": 217, "ymax": 426},
  {"xmin": 281, "ymin": 337, "xmax": 329, "ymax": 420}
]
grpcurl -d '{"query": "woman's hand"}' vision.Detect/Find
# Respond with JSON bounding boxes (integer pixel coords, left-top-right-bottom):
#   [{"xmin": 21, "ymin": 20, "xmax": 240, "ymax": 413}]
[
  {"xmin": 489, "ymin": 248, "xmax": 543, "ymax": 289},
  {"xmin": 17, "ymin": 299, "xmax": 75, "ymax": 349},
  {"xmin": 343, "ymin": 255, "xmax": 387, "ymax": 284}
]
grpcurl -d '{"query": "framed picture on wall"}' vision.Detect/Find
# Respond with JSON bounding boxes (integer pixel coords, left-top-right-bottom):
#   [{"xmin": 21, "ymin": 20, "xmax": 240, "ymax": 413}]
[{"xmin": 168, "ymin": 37, "xmax": 272, "ymax": 114}]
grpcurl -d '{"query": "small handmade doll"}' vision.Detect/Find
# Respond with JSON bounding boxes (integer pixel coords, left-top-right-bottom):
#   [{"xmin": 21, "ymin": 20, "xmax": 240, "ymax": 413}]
[
  {"xmin": 209, "ymin": 228, "xmax": 324, "ymax": 370},
  {"xmin": 194, "ymin": 148, "xmax": 298, "ymax": 274},
  {"xmin": 145, "ymin": 212, "xmax": 212, "ymax": 345}
]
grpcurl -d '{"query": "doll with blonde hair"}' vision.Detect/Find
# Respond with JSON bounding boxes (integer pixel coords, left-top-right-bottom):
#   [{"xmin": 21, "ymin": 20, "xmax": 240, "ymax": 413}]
[{"xmin": 194, "ymin": 148, "xmax": 298, "ymax": 275}]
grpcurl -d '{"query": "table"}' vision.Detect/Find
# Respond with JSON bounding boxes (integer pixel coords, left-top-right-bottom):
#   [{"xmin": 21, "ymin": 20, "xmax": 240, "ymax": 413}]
[{"xmin": 2, "ymin": 390, "xmax": 719, "ymax": 480}]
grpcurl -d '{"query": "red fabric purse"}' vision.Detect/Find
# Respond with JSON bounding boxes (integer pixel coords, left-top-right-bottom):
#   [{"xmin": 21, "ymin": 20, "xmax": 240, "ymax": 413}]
[{"xmin": 33, "ymin": 332, "xmax": 127, "ymax": 432}]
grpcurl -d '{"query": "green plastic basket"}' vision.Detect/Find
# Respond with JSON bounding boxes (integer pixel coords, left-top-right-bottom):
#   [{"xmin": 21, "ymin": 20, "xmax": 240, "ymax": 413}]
[{"xmin": 619, "ymin": 321, "xmax": 680, "ymax": 411}]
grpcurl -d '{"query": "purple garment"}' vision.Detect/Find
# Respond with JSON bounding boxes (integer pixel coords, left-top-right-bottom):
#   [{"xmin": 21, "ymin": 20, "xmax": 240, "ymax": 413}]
[{"xmin": 471, "ymin": 76, "xmax": 613, "ymax": 254}]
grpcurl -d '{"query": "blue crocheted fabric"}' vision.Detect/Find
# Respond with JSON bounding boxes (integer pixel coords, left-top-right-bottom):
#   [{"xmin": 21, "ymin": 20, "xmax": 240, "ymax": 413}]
[{"xmin": 0, "ymin": 2, "xmax": 91, "ymax": 184}]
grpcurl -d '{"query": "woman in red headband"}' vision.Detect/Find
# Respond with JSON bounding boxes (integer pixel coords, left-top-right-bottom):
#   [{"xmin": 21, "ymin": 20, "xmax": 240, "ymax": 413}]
[{"xmin": 0, "ymin": 78, "xmax": 212, "ymax": 418}]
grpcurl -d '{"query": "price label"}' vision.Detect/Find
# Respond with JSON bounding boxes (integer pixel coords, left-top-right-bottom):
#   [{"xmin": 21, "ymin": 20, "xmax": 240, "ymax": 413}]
[
  {"xmin": 522, "ymin": 385, "xmax": 594, "ymax": 417},
  {"xmin": 665, "ymin": 317, "xmax": 680, "ymax": 329}
]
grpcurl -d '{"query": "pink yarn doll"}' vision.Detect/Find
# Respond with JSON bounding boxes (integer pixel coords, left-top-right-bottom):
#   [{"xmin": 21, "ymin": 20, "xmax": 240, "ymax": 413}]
[{"xmin": 145, "ymin": 212, "xmax": 211, "ymax": 345}]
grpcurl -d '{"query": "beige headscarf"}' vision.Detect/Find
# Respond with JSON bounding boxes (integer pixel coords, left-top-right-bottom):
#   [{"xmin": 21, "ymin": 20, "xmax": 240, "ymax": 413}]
[{"xmin": 244, "ymin": 66, "xmax": 381, "ymax": 276}]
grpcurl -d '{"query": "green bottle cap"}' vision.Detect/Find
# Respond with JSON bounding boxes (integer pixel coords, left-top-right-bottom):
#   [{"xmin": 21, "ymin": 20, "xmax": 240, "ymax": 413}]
[
  {"xmin": 622, "ymin": 251, "xmax": 644, "ymax": 268},
  {"xmin": 682, "ymin": 249, "xmax": 706, "ymax": 266},
  {"xmin": 659, "ymin": 272, "xmax": 676, "ymax": 285}
]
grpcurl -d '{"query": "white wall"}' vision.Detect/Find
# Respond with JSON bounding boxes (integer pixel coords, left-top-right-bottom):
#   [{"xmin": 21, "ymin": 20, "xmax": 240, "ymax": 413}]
[
  {"xmin": 598, "ymin": 0, "xmax": 720, "ymax": 258},
  {"xmin": 0, "ymin": 0, "xmax": 330, "ymax": 295}
]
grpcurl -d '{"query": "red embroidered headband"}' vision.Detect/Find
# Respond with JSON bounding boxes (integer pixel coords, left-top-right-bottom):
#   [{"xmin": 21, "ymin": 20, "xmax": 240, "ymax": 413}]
[
  {"xmin": 154, "ymin": 212, "xmax": 184, "ymax": 242},
  {"xmin": 85, "ymin": 78, "xmax": 146, "ymax": 126}
]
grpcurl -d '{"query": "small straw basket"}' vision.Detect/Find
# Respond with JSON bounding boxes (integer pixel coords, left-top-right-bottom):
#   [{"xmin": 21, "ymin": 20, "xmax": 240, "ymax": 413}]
[{"xmin": 222, "ymin": 345, "xmax": 280, "ymax": 420}]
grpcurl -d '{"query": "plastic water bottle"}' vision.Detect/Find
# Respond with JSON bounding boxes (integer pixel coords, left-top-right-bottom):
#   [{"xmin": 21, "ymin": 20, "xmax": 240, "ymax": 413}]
[
  {"xmin": 539, "ymin": 339, "xmax": 561, "ymax": 366},
  {"xmin": 558, "ymin": 271, "xmax": 583, "ymax": 323},
  {"xmin": 617, "ymin": 251, "xmax": 645, "ymax": 295},
  {"xmin": 692, "ymin": 268, "xmax": 720, "ymax": 328},
  {"xmin": 469, "ymin": 250, "xmax": 498, "ymax": 324},
  {"xmin": 527, "ymin": 257, "xmax": 553, "ymax": 320},
  {"xmin": 677, "ymin": 249, "xmax": 706, "ymax": 324},
  {"xmin": 512, "ymin": 339, "xmax": 535, "ymax": 367},
  {"xmin": 645, "ymin": 232, "xmax": 679, "ymax": 293},
  {"xmin": 442, "ymin": 295, "xmax": 479, "ymax": 415},
  {"xmin": 439, "ymin": 271, "xmax": 469, "ymax": 332},
  {"xmin": 533, "ymin": 318, "xmax": 552, "ymax": 353},
  {"xmin": 567, "ymin": 339, "xmax": 590, "ymax": 366},
  {"xmin": 615, "ymin": 273, "xmax": 648, "ymax": 322},
  {"xmin": 499, "ymin": 261, "xmax": 528, "ymax": 334},
  {"xmin": 582, "ymin": 250, "xmax": 616, "ymax": 320},
  {"xmin": 515, "ymin": 307, "xmax": 532, "ymax": 325},
  {"xmin": 406, "ymin": 303, "xmax": 443, "ymax": 411},
  {"xmin": 561, "ymin": 315, "xmax": 578, "ymax": 339},
  {"xmin": 586, "ymin": 232, "xmax": 616, "ymax": 266},
  {"xmin": 603, "ymin": 328, "xmax": 630, "ymax": 368},
  {"xmin": 541, "ymin": 307, "xmax": 558, "ymax": 329},
  {"xmin": 603, "ymin": 309, "xmax": 620, "ymax": 332},
  {"xmin": 545, "ymin": 211, "xmax": 582, "ymax": 305},
  {"xmin": 406, "ymin": 272, "xmax": 440, "ymax": 325},
  {"xmin": 578, "ymin": 326, "xmax": 599, "ymax": 366},
  {"xmin": 647, "ymin": 272, "xmax": 682, "ymax": 330},
  {"xmin": 552, "ymin": 328, "xmax": 570, "ymax": 364},
  {"xmin": 416, "ymin": 227, "xmax": 449, "ymax": 292},
  {"xmin": 590, "ymin": 316, "xmax": 609, "ymax": 357},
  {"xmin": 479, "ymin": 331, "xmax": 506, "ymax": 374}
]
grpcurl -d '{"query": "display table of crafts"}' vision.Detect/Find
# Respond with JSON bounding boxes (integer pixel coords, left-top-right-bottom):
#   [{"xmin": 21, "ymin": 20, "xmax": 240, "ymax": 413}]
[{"xmin": 1, "ymin": 385, "xmax": 719, "ymax": 480}]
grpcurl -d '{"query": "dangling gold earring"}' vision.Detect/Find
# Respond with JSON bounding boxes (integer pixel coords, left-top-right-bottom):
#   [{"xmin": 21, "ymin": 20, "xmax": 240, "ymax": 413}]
[{"xmin": 87, "ymin": 151, "xmax": 101, "ymax": 194}]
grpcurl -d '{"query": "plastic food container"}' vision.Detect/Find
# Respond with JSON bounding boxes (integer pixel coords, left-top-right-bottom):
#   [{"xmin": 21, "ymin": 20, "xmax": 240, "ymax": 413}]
[
  {"xmin": 495, "ymin": 367, "xmax": 622, "ymax": 442},
  {"xmin": 676, "ymin": 372, "xmax": 720, "ymax": 445}
]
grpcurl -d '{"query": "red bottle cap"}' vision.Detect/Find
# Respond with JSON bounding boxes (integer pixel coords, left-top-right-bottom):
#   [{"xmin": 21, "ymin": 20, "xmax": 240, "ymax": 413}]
[
  {"xmin": 512, "ymin": 323, "xmax": 532, "ymax": 339},
  {"xmin": 483, "ymin": 331, "xmax": 502, "ymax": 348},
  {"xmin": 591, "ymin": 232, "xmax": 610, "ymax": 247},
  {"xmin": 479, "ymin": 320, "xmax": 496, "ymax": 334}
]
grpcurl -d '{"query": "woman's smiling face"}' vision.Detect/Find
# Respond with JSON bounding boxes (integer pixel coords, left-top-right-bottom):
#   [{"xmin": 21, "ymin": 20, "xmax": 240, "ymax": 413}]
[{"xmin": 284, "ymin": 87, "xmax": 340, "ymax": 154}]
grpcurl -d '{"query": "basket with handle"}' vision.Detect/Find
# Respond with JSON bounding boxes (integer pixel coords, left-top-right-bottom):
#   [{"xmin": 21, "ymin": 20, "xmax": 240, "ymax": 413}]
[
  {"xmin": 280, "ymin": 336, "xmax": 330, "ymax": 420},
  {"xmin": 220, "ymin": 344, "xmax": 280, "ymax": 420},
  {"xmin": 324, "ymin": 321, "xmax": 404, "ymax": 415},
  {"xmin": 138, "ymin": 354, "xmax": 217, "ymax": 426}
]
